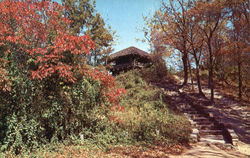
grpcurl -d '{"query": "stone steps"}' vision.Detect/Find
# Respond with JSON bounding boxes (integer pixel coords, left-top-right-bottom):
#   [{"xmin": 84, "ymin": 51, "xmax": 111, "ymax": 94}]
[
  {"xmin": 192, "ymin": 117, "xmax": 209, "ymax": 121},
  {"xmin": 183, "ymin": 110, "xmax": 199, "ymax": 114},
  {"xmin": 162, "ymin": 86, "xmax": 230, "ymax": 145},
  {"xmin": 199, "ymin": 129, "xmax": 223, "ymax": 135},
  {"xmin": 185, "ymin": 114, "xmax": 204, "ymax": 119},
  {"xmin": 201, "ymin": 135, "xmax": 224, "ymax": 140},
  {"xmin": 157, "ymin": 81, "xmax": 239, "ymax": 146},
  {"xmin": 178, "ymin": 104, "xmax": 227, "ymax": 144},
  {"xmin": 197, "ymin": 124, "xmax": 217, "ymax": 130},
  {"xmin": 200, "ymin": 135, "xmax": 226, "ymax": 144},
  {"xmin": 182, "ymin": 108, "xmax": 197, "ymax": 112},
  {"xmin": 195, "ymin": 120, "xmax": 213, "ymax": 125}
]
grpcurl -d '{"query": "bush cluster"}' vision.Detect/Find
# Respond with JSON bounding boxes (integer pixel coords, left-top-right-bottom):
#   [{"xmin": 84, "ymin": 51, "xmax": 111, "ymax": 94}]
[
  {"xmin": 0, "ymin": 66, "xmax": 120, "ymax": 154},
  {"xmin": 0, "ymin": 62, "xmax": 191, "ymax": 156},
  {"xmin": 113, "ymin": 70, "xmax": 191, "ymax": 144}
]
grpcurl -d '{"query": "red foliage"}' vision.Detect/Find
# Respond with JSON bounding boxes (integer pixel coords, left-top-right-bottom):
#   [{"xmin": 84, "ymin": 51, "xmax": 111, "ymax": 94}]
[
  {"xmin": 110, "ymin": 105, "xmax": 125, "ymax": 112},
  {"xmin": 0, "ymin": 0, "xmax": 125, "ymax": 109},
  {"xmin": 108, "ymin": 115, "xmax": 122, "ymax": 124},
  {"xmin": 83, "ymin": 68, "xmax": 126, "ymax": 105},
  {"xmin": 0, "ymin": 0, "xmax": 94, "ymax": 82},
  {"xmin": 108, "ymin": 104, "xmax": 125, "ymax": 124}
]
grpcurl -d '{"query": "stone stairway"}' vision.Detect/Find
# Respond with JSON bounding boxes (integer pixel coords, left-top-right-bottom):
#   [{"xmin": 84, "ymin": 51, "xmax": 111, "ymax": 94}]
[
  {"xmin": 181, "ymin": 106, "xmax": 229, "ymax": 144},
  {"xmin": 154, "ymin": 82, "xmax": 234, "ymax": 146}
]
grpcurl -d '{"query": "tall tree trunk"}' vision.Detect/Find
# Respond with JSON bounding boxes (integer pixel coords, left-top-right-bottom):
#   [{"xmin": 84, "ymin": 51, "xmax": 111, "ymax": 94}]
[
  {"xmin": 188, "ymin": 57, "xmax": 194, "ymax": 90},
  {"xmin": 194, "ymin": 55, "xmax": 204, "ymax": 95},
  {"xmin": 208, "ymin": 63, "xmax": 211, "ymax": 88},
  {"xmin": 238, "ymin": 58, "xmax": 242, "ymax": 99},
  {"xmin": 208, "ymin": 40, "xmax": 214, "ymax": 104},
  {"xmin": 94, "ymin": 51, "xmax": 97, "ymax": 67},
  {"xmin": 182, "ymin": 51, "xmax": 188, "ymax": 86},
  {"xmin": 196, "ymin": 66, "xmax": 204, "ymax": 95},
  {"xmin": 88, "ymin": 53, "xmax": 92, "ymax": 65}
]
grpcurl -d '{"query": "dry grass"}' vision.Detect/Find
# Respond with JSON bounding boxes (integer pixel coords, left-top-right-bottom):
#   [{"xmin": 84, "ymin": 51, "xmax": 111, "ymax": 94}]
[
  {"xmin": 0, "ymin": 143, "xmax": 187, "ymax": 158},
  {"xmin": 28, "ymin": 143, "xmax": 185, "ymax": 158}
]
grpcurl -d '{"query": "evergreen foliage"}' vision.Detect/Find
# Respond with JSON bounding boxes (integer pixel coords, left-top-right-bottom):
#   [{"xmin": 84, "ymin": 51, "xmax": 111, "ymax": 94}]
[{"xmin": 62, "ymin": 0, "xmax": 114, "ymax": 66}]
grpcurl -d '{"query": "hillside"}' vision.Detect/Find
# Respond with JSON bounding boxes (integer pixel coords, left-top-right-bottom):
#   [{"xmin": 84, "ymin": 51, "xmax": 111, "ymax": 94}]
[
  {"xmin": 2, "ymin": 65, "xmax": 249, "ymax": 157},
  {"xmin": 0, "ymin": 68, "xmax": 193, "ymax": 157}
]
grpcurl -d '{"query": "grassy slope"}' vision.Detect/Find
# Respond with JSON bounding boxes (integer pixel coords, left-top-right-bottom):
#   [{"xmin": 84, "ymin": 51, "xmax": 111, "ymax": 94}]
[
  {"xmin": 2, "ymin": 70, "xmax": 191, "ymax": 157},
  {"xmin": 114, "ymin": 70, "xmax": 191, "ymax": 144}
]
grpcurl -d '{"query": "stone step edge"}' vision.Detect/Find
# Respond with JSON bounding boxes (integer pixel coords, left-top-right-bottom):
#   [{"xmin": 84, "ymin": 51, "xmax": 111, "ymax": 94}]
[
  {"xmin": 174, "ymin": 92, "xmax": 239, "ymax": 146},
  {"xmin": 207, "ymin": 112, "xmax": 239, "ymax": 146},
  {"xmin": 180, "ymin": 91, "xmax": 239, "ymax": 146},
  {"xmin": 162, "ymin": 87, "xmax": 239, "ymax": 146},
  {"xmin": 190, "ymin": 128, "xmax": 200, "ymax": 143},
  {"xmin": 186, "ymin": 116, "xmax": 200, "ymax": 143}
]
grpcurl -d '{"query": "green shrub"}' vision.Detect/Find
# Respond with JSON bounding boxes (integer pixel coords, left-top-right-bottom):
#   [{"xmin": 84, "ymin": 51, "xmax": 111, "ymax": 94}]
[
  {"xmin": 0, "ymin": 72, "xmax": 117, "ymax": 154},
  {"xmin": 139, "ymin": 57, "xmax": 169, "ymax": 83},
  {"xmin": 114, "ymin": 70, "xmax": 191, "ymax": 144},
  {"xmin": 0, "ymin": 61, "xmax": 191, "ymax": 156}
]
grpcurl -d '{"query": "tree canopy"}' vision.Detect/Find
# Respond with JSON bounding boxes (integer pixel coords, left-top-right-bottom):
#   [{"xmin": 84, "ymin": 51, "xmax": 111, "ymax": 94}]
[
  {"xmin": 62, "ymin": 0, "xmax": 114, "ymax": 66},
  {"xmin": 145, "ymin": 0, "xmax": 249, "ymax": 102}
]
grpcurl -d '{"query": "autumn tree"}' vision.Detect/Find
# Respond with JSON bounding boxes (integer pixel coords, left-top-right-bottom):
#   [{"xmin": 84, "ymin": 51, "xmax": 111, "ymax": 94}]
[
  {"xmin": 146, "ymin": 0, "xmax": 193, "ymax": 86},
  {"xmin": 147, "ymin": 0, "xmax": 249, "ymax": 102},
  {"xmin": 0, "ymin": 0, "xmax": 124, "ymax": 153},
  {"xmin": 141, "ymin": 20, "xmax": 171, "ymax": 79},
  {"xmin": 222, "ymin": 0, "xmax": 249, "ymax": 99},
  {"xmin": 185, "ymin": 9, "xmax": 205, "ymax": 95},
  {"xmin": 85, "ymin": 13, "xmax": 114, "ymax": 66},
  {"xmin": 62, "ymin": 0, "xmax": 114, "ymax": 66},
  {"xmin": 190, "ymin": 0, "xmax": 228, "ymax": 103}
]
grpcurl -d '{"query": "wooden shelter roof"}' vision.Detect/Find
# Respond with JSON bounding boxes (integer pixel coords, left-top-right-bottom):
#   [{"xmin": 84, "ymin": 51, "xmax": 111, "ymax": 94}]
[{"xmin": 108, "ymin": 46, "xmax": 151, "ymax": 62}]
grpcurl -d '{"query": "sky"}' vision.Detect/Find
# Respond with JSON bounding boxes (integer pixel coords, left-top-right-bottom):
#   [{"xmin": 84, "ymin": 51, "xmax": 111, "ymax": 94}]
[{"xmin": 95, "ymin": 0, "xmax": 162, "ymax": 53}]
